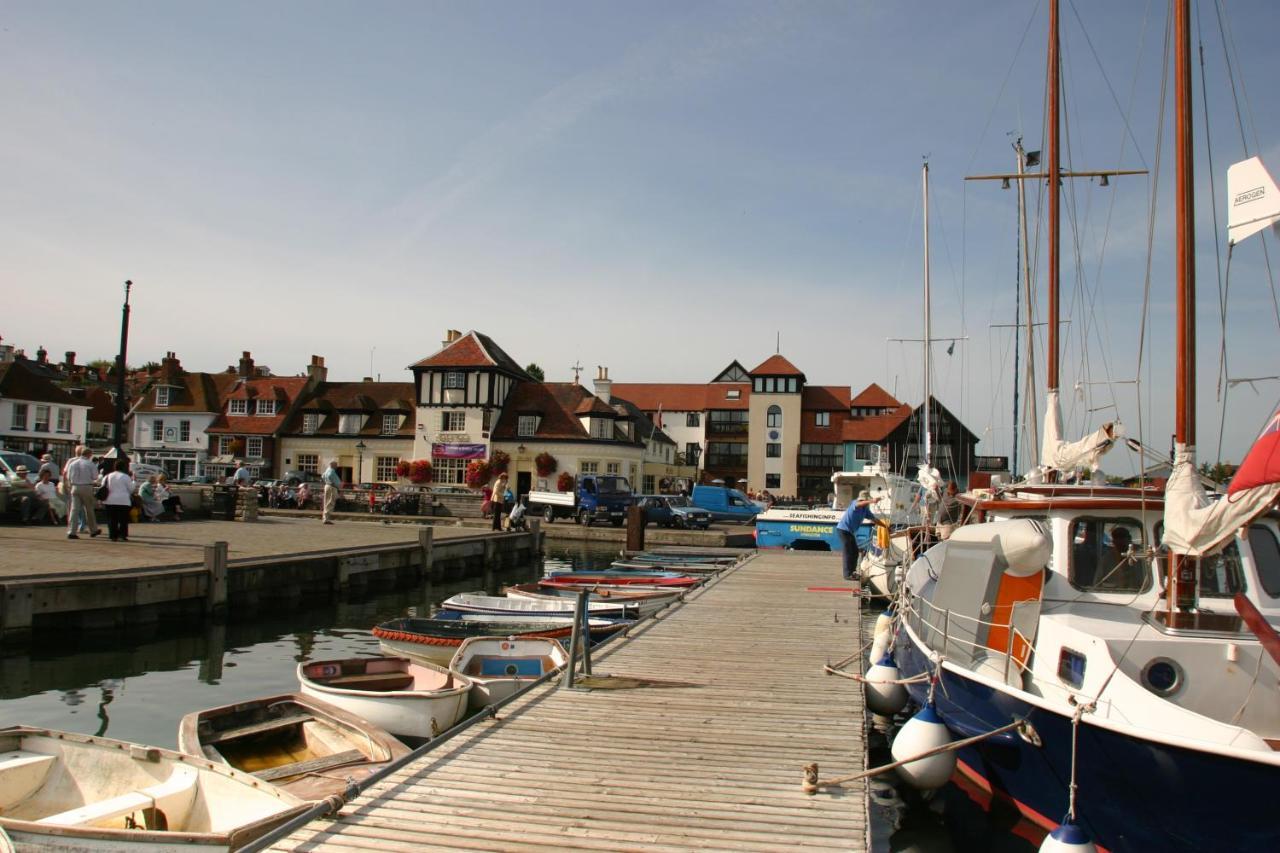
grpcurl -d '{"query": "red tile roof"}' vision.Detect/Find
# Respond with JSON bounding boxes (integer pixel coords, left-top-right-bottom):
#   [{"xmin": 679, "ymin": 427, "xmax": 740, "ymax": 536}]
[
  {"xmin": 851, "ymin": 383, "xmax": 900, "ymax": 408},
  {"xmin": 801, "ymin": 385, "xmax": 850, "ymax": 410},
  {"xmin": 208, "ymin": 376, "xmax": 310, "ymax": 435},
  {"xmin": 841, "ymin": 404, "xmax": 913, "ymax": 442},
  {"xmin": 492, "ymin": 382, "xmax": 641, "ymax": 443},
  {"xmin": 610, "ymin": 382, "xmax": 751, "ymax": 412},
  {"xmin": 409, "ymin": 331, "xmax": 529, "ymax": 377},
  {"xmin": 0, "ymin": 361, "xmax": 81, "ymax": 406},
  {"xmin": 749, "ymin": 354, "xmax": 805, "ymax": 376},
  {"xmin": 283, "ymin": 381, "xmax": 417, "ymax": 437}
]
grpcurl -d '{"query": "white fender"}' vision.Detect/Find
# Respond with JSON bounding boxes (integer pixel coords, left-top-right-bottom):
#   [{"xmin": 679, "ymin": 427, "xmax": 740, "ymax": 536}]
[
  {"xmin": 890, "ymin": 703, "xmax": 956, "ymax": 790},
  {"xmin": 865, "ymin": 654, "xmax": 908, "ymax": 715},
  {"xmin": 1038, "ymin": 819, "xmax": 1097, "ymax": 853}
]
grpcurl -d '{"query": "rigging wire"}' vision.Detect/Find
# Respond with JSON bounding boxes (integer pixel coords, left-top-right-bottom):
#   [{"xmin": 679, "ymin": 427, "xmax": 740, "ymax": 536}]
[{"xmin": 964, "ymin": 1, "xmax": 1045, "ymax": 174}]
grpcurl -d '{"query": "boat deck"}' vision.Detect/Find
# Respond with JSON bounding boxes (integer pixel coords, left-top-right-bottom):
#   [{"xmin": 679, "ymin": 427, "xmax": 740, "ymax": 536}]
[{"xmin": 270, "ymin": 551, "xmax": 869, "ymax": 851}]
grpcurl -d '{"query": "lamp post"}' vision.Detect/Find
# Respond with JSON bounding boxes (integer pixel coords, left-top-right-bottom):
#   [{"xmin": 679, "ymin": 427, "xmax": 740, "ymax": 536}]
[
  {"xmin": 112, "ymin": 280, "xmax": 132, "ymax": 459},
  {"xmin": 355, "ymin": 440, "xmax": 367, "ymax": 485}
]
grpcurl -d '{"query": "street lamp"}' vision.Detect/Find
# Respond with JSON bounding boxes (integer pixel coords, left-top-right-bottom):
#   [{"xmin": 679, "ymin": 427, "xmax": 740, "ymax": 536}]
[{"xmin": 355, "ymin": 440, "xmax": 367, "ymax": 485}]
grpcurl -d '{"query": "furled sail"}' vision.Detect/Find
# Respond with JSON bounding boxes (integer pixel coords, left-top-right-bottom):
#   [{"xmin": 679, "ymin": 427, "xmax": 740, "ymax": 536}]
[
  {"xmin": 1038, "ymin": 389, "xmax": 1119, "ymax": 475},
  {"xmin": 1228, "ymin": 156, "xmax": 1280, "ymax": 245},
  {"xmin": 1163, "ymin": 403, "xmax": 1280, "ymax": 556}
]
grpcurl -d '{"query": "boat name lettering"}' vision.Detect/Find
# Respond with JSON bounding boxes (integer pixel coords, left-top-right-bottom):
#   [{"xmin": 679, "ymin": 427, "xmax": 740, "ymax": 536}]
[{"xmin": 789, "ymin": 524, "xmax": 835, "ymax": 535}]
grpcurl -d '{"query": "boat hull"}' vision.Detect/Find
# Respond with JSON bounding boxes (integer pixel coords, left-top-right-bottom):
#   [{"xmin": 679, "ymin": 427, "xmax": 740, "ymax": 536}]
[
  {"xmin": 449, "ymin": 637, "xmax": 568, "ymax": 711},
  {"xmin": 297, "ymin": 658, "xmax": 471, "ymax": 742},
  {"xmin": 894, "ymin": 628, "xmax": 1280, "ymax": 852}
]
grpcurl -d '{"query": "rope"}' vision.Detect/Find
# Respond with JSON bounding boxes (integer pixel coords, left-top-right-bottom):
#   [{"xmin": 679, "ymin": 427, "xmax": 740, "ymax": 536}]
[
  {"xmin": 822, "ymin": 667, "xmax": 931, "ymax": 686},
  {"xmin": 1066, "ymin": 699, "xmax": 1095, "ymax": 821},
  {"xmin": 802, "ymin": 718, "xmax": 1027, "ymax": 794}
]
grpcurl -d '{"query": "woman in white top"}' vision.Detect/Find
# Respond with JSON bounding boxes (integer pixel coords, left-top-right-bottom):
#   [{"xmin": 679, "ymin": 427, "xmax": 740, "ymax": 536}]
[{"xmin": 102, "ymin": 459, "xmax": 135, "ymax": 541}]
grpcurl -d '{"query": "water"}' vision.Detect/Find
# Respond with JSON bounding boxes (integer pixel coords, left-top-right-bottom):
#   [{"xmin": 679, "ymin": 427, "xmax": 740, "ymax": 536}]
[{"xmin": 0, "ymin": 542, "xmax": 620, "ymax": 749}]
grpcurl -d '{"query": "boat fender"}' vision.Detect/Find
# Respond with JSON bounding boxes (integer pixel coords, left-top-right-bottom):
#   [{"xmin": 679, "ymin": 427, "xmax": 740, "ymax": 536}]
[
  {"xmin": 1038, "ymin": 818, "xmax": 1097, "ymax": 853},
  {"xmin": 864, "ymin": 654, "xmax": 909, "ymax": 715},
  {"xmin": 889, "ymin": 703, "xmax": 956, "ymax": 790},
  {"xmin": 947, "ymin": 519, "xmax": 1050, "ymax": 577},
  {"xmin": 868, "ymin": 632, "xmax": 890, "ymax": 666}
]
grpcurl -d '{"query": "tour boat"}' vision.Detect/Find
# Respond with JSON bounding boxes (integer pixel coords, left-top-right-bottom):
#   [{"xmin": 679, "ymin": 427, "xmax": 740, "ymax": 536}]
[
  {"xmin": 297, "ymin": 657, "xmax": 472, "ymax": 741},
  {"xmin": 178, "ymin": 693, "xmax": 410, "ymax": 802},
  {"xmin": 448, "ymin": 636, "xmax": 568, "ymax": 711},
  {"xmin": 0, "ymin": 726, "xmax": 307, "ymax": 850}
]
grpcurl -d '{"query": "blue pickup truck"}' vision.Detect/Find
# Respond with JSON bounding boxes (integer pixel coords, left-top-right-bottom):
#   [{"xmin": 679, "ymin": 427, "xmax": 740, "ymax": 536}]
[{"xmin": 527, "ymin": 474, "xmax": 634, "ymax": 526}]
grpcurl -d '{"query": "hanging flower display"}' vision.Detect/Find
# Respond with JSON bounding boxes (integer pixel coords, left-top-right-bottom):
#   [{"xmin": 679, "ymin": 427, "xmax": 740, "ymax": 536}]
[
  {"xmin": 535, "ymin": 452, "xmax": 558, "ymax": 477},
  {"xmin": 488, "ymin": 449, "xmax": 510, "ymax": 475},
  {"xmin": 464, "ymin": 460, "xmax": 492, "ymax": 489},
  {"xmin": 556, "ymin": 471, "xmax": 575, "ymax": 492},
  {"xmin": 407, "ymin": 459, "xmax": 433, "ymax": 484},
  {"xmin": 395, "ymin": 460, "xmax": 412, "ymax": 479}
]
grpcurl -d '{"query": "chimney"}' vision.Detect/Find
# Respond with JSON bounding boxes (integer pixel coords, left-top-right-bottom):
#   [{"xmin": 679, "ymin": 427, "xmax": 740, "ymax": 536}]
[
  {"xmin": 306, "ymin": 355, "xmax": 327, "ymax": 384},
  {"xmin": 441, "ymin": 329, "xmax": 462, "ymax": 350},
  {"xmin": 362, "ymin": 376, "xmax": 373, "ymax": 383},
  {"xmin": 593, "ymin": 365, "xmax": 612, "ymax": 405},
  {"xmin": 35, "ymin": 346, "xmax": 48, "ymax": 364},
  {"xmin": 64, "ymin": 351, "xmax": 76, "ymax": 368},
  {"xmin": 160, "ymin": 351, "xmax": 182, "ymax": 384},
  {"xmin": 238, "ymin": 351, "xmax": 255, "ymax": 378}
]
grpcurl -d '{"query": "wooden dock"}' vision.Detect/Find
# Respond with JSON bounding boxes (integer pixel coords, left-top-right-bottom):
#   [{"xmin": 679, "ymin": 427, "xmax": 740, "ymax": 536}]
[{"xmin": 271, "ymin": 551, "xmax": 869, "ymax": 851}]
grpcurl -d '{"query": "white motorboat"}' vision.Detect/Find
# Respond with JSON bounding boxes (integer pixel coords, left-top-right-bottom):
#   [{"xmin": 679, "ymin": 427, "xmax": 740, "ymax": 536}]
[
  {"xmin": 449, "ymin": 636, "xmax": 568, "ymax": 711},
  {"xmin": 297, "ymin": 657, "xmax": 472, "ymax": 742},
  {"xmin": 0, "ymin": 726, "xmax": 307, "ymax": 851}
]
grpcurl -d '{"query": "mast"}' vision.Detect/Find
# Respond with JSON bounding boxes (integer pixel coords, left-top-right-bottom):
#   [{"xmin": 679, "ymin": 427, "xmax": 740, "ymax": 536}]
[
  {"xmin": 922, "ymin": 160, "xmax": 933, "ymax": 470},
  {"xmin": 1017, "ymin": 141, "xmax": 1039, "ymax": 469},
  {"xmin": 1047, "ymin": 0, "xmax": 1061, "ymax": 397}
]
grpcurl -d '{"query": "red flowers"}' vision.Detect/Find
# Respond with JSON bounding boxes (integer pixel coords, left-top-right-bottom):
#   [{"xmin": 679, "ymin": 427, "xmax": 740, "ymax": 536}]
[
  {"xmin": 536, "ymin": 452, "xmax": 558, "ymax": 478},
  {"xmin": 407, "ymin": 459, "xmax": 433, "ymax": 484},
  {"xmin": 488, "ymin": 449, "xmax": 510, "ymax": 474},
  {"xmin": 395, "ymin": 460, "xmax": 412, "ymax": 478},
  {"xmin": 464, "ymin": 460, "xmax": 492, "ymax": 488},
  {"xmin": 556, "ymin": 471, "xmax": 575, "ymax": 492}
]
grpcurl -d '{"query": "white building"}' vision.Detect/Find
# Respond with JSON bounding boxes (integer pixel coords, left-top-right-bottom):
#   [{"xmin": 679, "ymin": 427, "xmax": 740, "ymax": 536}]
[{"xmin": 0, "ymin": 359, "xmax": 90, "ymax": 465}]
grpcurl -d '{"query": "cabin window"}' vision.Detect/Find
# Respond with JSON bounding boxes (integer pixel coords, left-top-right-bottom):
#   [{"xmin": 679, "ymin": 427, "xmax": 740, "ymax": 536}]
[
  {"xmin": 1248, "ymin": 525, "xmax": 1280, "ymax": 598},
  {"xmin": 1067, "ymin": 517, "xmax": 1151, "ymax": 593},
  {"xmin": 1155, "ymin": 522, "xmax": 1248, "ymax": 598}
]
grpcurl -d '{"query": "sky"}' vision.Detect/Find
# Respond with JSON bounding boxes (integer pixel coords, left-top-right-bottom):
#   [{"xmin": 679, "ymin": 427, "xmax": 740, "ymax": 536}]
[{"xmin": 2, "ymin": 0, "xmax": 1278, "ymax": 473}]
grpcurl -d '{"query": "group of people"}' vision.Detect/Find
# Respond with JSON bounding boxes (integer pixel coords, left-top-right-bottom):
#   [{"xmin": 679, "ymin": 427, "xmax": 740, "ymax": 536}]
[{"xmin": 836, "ymin": 480, "xmax": 970, "ymax": 583}]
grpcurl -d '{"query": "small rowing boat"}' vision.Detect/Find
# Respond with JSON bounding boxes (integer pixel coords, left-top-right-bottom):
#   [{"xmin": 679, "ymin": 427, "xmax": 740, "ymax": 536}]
[
  {"xmin": 178, "ymin": 694, "xmax": 410, "ymax": 802},
  {"xmin": 297, "ymin": 657, "xmax": 472, "ymax": 742},
  {"xmin": 541, "ymin": 571, "xmax": 700, "ymax": 588},
  {"xmin": 372, "ymin": 616, "xmax": 629, "ymax": 665},
  {"xmin": 449, "ymin": 636, "xmax": 568, "ymax": 711},
  {"xmin": 504, "ymin": 583, "xmax": 682, "ymax": 617},
  {"xmin": 440, "ymin": 591, "xmax": 639, "ymax": 620}
]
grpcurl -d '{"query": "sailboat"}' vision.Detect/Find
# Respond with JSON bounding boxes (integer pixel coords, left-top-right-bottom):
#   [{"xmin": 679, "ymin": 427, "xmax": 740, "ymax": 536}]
[{"xmin": 890, "ymin": 2, "xmax": 1280, "ymax": 849}]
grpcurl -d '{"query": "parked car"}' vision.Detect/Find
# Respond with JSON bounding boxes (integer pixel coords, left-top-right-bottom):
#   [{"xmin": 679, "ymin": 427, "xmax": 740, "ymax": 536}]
[
  {"xmin": 175, "ymin": 474, "xmax": 218, "ymax": 485},
  {"xmin": 691, "ymin": 485, "xmax": 759, "ymax": 524},
  {"xmin": 636, "ymin": 495, "xmax": 711, "ymax": 529},
  {"xmin": 0, "ymin": 451, "xmax": 41, "ymax": 485}
]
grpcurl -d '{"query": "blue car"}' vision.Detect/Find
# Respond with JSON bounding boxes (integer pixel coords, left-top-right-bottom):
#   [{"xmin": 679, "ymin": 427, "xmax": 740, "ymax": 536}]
[{"xmin": 637, "ymin": 495, "xmax": 712, "ymax": 529}]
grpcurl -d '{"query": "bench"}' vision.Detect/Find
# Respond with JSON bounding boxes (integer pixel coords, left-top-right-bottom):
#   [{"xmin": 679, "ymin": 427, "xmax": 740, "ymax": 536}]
[
  {"xmin": 0, "ymin": 751, "xmax": 56, "ymax": 810},
  {"xmin": 254, "ymin": 748, "xmax": 365, "ymax": 782},
  {"xmin": 204, "ymin": 713, "xmax": 314, "ymax": 746},
  {"xmin": 37, "ymin": 763, "xmax": 198, "ymax": 828},
  {"xmin": 322, "ymin": 672, "xmax": 415, "ymax": 691}
]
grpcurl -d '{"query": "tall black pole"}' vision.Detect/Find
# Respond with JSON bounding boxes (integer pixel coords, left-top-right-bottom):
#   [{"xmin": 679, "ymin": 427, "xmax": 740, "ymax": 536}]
[{"xmin": 113, "ymin": 280, "xmax": 132, "ymax": 457}]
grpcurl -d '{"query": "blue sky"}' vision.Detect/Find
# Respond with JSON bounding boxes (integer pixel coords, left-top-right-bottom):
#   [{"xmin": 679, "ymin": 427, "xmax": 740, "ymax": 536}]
[{"xmin": 2, "ymin": 1, "xmax": 1278, "ymax": 471}]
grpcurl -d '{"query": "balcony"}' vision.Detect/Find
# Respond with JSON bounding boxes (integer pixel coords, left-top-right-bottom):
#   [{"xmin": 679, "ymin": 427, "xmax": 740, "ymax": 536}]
[{"xmin": 705, "ymin": 455, "xmax": 747, "ymax": 470}]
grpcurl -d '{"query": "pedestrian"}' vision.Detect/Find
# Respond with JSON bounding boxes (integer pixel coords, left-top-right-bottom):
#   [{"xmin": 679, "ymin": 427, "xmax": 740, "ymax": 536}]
[
  {"xmin": 102, "ymin": 458, "xmax": 135, "ymax": 542},
  {"xmin": 490, "ymin": 472, "xmax": 509, "ymax": 531},
  {"xmin": 321, "ymin": 460, "xmax": 342, "ymax": 524},
  {"xmin": 29, "ymin": 468, "xmax": 65, "ymax": 524},
  {"xmin": 156, "ymin": 473, "xmax": 184, "ymax": 519},
  {"xmin": 836, "ymin": 489, "xmax": 886, "ymax": 582},
  {"xmin": 63, "ymin": 446, "xmax": 102, "ymax": 539},
  {"xmin": 38, "ymin": 453, "xmax": 59, "ymax": 484},
  {"xmin": 232, "ymin": 459, "xmax": 253, "ymax": 489},
  {"xmin": 935, "ymin": 481, "xmax": 965, "ymax": 539}
]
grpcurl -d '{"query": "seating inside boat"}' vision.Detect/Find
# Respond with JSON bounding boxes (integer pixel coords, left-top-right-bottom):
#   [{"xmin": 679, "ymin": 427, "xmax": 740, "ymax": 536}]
[
  {"xmin": 466, "ymin": 656, "xmax": 554, "ymax": 677},
  {"xmin": 322, "ymin": 671, "xmax": 416, "ymax": 691},
  {"xmin": 203, "ymin": 712, "xmax": 315, "ymax": 745},
  {"xmin": 36, "ymin": 763, "xmax": 197, "ymax": 829},
  {"xmin": 0, "ymin": 750, "xmax": 56, "ymax": 809}
]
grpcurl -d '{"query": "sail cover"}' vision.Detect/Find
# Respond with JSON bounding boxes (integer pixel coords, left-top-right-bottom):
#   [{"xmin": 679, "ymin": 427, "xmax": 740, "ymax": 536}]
[
  {"xmin": 1228, "ymin": 156, "xmax": 1280, "ymax": 245},
  {"xmin": 1039, "ymin": 389, "xmax": 1118, "ymax": 475},
  {"xmin": 1163, "ymin": 403, "xmax": 1280, "ymax": 556}
]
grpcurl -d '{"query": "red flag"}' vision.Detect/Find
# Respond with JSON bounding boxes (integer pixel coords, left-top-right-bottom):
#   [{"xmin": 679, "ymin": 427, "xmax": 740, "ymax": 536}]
[{"xmin": 1229, "ymin": 403, "xmax": 1280, "ymax": 496}]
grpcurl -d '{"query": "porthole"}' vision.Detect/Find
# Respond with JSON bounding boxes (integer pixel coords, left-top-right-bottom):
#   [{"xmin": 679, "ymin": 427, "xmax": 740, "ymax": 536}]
[{"xmin": 1141, "ymin": 658, "xmax": 1183, "ymax": 697}]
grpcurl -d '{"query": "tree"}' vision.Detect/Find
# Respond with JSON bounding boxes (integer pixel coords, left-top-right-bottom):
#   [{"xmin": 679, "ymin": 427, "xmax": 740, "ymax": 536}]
[
  {"xmin": 1198, "ymin": 461, "xmax": 1236, "ymax": 486},
  {"xmin": 525, "ymin": 363, "xmax": 545, "ymax": 382}
]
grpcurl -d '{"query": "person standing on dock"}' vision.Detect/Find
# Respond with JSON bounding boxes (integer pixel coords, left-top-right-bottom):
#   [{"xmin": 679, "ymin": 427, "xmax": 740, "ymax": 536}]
[
  {"xmin": 490, "ymin": 472, "xmax": 509, "ymax": 531},
  {"xmin": 321, "ymin": 460, "xmax": 342, "ymax": 525},
  {"xmin": 63, "ymin": 446, "xmax": 102, "ymax": 540},
  {"xmin": 836, "ymin": 490, "xmax": 884, "ymax": 582}
]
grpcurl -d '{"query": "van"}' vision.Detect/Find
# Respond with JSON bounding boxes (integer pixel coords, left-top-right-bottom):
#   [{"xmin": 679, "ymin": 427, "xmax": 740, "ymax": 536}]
[{"xmin": 690, "ymin": 485, "xmax": 759, "ymax": 524}]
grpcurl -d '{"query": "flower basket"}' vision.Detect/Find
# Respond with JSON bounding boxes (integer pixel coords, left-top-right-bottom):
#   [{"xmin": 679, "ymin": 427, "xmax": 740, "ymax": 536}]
[
  {"xmin": 556, "ymin": 472, "xmax": 575, "ymax": 492},
  {"xmin": 464, "ymin": 460, "xmax": 492, "ymax": 489},
  {"xmin": 395, "ymin": 460, "xmax": 412, "ymax": 479},
  {"xmin": 535, "ymin": 452, "xmax": 558, "ymax": 478},
  {"xmin": 488, "ymin": 449, "xmax": 510, "ymax": 475},
  {"xmin": 407, "ymin": 459, "xmax": 433, "ymax": 484}
]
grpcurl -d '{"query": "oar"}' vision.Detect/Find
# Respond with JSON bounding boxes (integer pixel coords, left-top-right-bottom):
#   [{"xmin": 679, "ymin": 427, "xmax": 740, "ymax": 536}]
[{"xmin": 1235, "ymin": 592, "xmax": 1280, "ymax": 668}]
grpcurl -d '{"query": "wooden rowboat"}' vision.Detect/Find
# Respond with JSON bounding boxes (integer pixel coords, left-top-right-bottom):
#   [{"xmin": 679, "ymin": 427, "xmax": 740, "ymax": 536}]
[
  {"xmin": 0, "ymin": 726, "xmax": 307, "ymax": 851},
  {"xmin": 440, "ymin": 592, "xmax": 639, "ymax": 620},
  {"xmin": 178, "ymin": 694, "xmax": 410, "ymax": 802},
  {"xmin": 448, "ymin": 636, "xmax": 568, "ymax": 711},
  {"xmin": 540, "ymin": 572, "xmax": 700, "ymax": 588},
  {"xmin": 297, "ymin": 657, "xmax": 472, "ymax": 742},
  {"xmin": 503, "ymin": 583, "xmax": 682, "ymax": 617},
  {"xmin": 373, "ymin": 616, "xmax": 629, "ymax": 665}
]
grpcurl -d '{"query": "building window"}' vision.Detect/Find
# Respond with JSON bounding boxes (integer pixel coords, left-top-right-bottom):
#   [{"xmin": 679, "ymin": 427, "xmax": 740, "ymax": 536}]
[
  {"xmin": 376, "ymin": 456, "xmax": 399, "ymax": 481},
  {"xmin": 816, "ymin": 411, "xmax": 830, "ymax": 427},
  {"xmin": 156, "ymin": 386, "xmax": 170, "ymax": 406},
  {"xmin": 643, "ymin": 475, "xmax": 655, "ymax": 493},
  {"xmin": 767, "ymin": 405, "xmax": 782, "ymax": 428},
  {"xmin": 482, "ymin": 408, "xmax": 493, "ymax": 433},
  {"xmin": 382, "ymin": 414, "xmax": 399, "ymax": 435},
  {"xmin": 606, "ymin": 462, "xmax": 620, "ymax": 474},
  {"xmin": 338, "ymin": 414, "xmax": 363, "ymax": 434},
  {"xmin": 10, "ymin": 403, "xmax": 27, "ymax": 430},
  {"xmin": 442, "ymin": 411, "xmax": 466, "ymax": 432},
  {"xmin": 229, "ymin": 399, "xmax": 248, "ymax": 415},
  {"xmin": 686, "ymin": 413, "xmax": 700, "ymax": 427},
  {"xmin": 766, "ymin": 473, "xmax": 781, "ymax": 489},
  {"xmin": 787, "ymin": 378, "xmax": 798, "ymax": 393},
  {"xmin": 303, "ymin": 413, "xmax": 319, "ymax": 435},
  {"xmin": 180, "ymin": 420, "xmax": 191, "ymax": 442},
  {"xmin": 684, "ymin": 442, "xmax": 702, "ymax": 465},
  {"xmin": 434, "ymin": 457, "xmax": 467, "ymax": 484},
  {"xmin": 56, "ymin": 408, "xmax": 72, "ymax": 433},
  {"xmin": 517, "ymin": 415, "xmax": 539, "ymax": 437},
  {"xmin": 753, "ymin": 378, "xmax": 763, "ymax": 392},
  {"xmin": 34, "ymin": 405, "xmax": 50, "ymax": 432},
  {"xmin": 257, "ymin": 399, "xmax": 277, "ymax": 415},
  {"xmin": 221, "ymin": 436, "xmax": 239, "ymax": 455},
  {"xmin": 591, "ymin": 418, "xmax": 612, "ymax": 439},
  {"xmin": 766, "ymin": 443, "xmax": 781, "ymax": 458},
  {"xmin": 246, "ymin": 437, "xmax": 264, "ymax": 458},
  {"xmin": 580, "ymin": 461, "xmax": 598, "ymax": 474},
  {"xmin": 444, "ymin": 371, "xmax": 466, "ymax": 390},
  {"xmin": 152, "ymin": 420, "xmax": 164, "ymax": 441},
  {"xmin": 726, "ymin": 389, "xmax": 740, "ymax": 399},
  {"xmin": 705, "ymin": 442, "xmax": 748, "ymax": 468},
  {"xmin": 800, "ymin": 443, "xmax": 842, "ymax": 469},
  {"xmin": 297, "ymin": 454, "xmax": 319, "ymax": 474}
]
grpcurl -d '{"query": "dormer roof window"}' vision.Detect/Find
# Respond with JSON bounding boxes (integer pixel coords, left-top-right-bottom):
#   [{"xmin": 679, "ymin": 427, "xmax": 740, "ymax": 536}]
[
  {"xmin": 229, "ymin": 399, "xmax": 248, "ymax": 416},
  {"xmin": 257, "ymin": 399, "xmax": 277, "ymax": 416},
  {"xmin": 156, "ymin": 386, "xmax": 171, "ymax": 407}
]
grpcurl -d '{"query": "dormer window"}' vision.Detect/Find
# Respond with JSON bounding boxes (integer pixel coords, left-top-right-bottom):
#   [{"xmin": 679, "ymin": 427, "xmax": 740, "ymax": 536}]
[
  {"xmin": 229, "ymin": 399, "xmax": 248, "ymax": 416},
  {"xmin": 444, "ymin": 371, "xmax": 466, "ymax": 389},
  {"xmin": 338, "ymin": 414, "xmax": 363, "ymax": 435},
  {"xmin": 257, "ymin": 399, "xmax": 277, "ymax": 416},
  {"xmin": 156, "ymin": 387, "xmax": 171, "ymax": 406},
  {"xmin": 591, "ymin": 418, "xmax": 612, "ymax": 439},
  {"xmin": 517, "ymin": 415, "xmax": 540, "ymax": 437},
  {"xmin": 382, "ymin": 413, "xmax": 399, "ymax": 434},
  {"xmin": 302, "ymin": 413, "xmax": 319, "ymax": 435}
]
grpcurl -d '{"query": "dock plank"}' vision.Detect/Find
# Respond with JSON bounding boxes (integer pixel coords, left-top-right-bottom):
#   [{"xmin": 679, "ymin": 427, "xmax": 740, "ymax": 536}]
[{"xmin": 272, "ymin": 551, "xmax": 868, "ymax": 852}]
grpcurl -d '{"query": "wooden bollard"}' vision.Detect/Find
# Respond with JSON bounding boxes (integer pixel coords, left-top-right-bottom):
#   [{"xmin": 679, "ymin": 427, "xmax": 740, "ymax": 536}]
[{"xmin": 802, "ymin": 763, "xmax": 819, "ymax": 795}]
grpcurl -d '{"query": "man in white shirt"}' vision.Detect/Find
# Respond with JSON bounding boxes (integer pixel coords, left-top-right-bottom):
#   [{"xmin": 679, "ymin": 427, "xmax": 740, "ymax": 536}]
[
  {"xmin": 63, "ymin": 446, "xmax": 102, "ymax": 539},
  {"xmin": 232, "ymin": 461, "xmax": 253, "ymax": 488},
  {"xmin": 321, "ymin": 461, "xmax": 342, "ymax": 524}
]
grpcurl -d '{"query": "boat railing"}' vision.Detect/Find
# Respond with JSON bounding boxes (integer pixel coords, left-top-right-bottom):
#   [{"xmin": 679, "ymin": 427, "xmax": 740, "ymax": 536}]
[{"xmin": 902, "ymin": 595, "xmax": 1035, "ymax": 684}]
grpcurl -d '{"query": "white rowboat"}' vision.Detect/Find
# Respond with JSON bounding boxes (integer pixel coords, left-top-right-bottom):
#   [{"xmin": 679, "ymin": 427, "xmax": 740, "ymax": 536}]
[
  {"xmin": 448, "ymin": 636, "xmax": 568, "ymax": 711},
  {"xmin": 297, "ymin": 657, "xmax": 472, "ymax": 742}
]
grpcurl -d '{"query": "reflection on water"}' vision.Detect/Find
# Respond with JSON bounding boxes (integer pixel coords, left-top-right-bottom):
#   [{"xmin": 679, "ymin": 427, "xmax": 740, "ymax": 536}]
[{"xmin": 0, "ymin": 542, "xmax": 618, "ymax": 748}]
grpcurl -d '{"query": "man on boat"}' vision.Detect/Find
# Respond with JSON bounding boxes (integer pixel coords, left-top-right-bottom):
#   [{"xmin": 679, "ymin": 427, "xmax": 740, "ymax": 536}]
[{"xmin": 836, "ymin": 490, "xmax": 886, "ymax": 581}]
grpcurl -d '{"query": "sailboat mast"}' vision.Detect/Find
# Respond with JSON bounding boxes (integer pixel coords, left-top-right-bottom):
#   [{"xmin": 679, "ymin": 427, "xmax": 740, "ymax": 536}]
[
  {"xmin": 922, "ymin": 160, "xmax": 933, "ymax": 469},
  {"xmin": 1047, "ymin": 0, "xmax": 1061, "ymax": 396},
  {"xmin": 1175, "ymin": 0, "xmax": 1195, "ymax": 450},
  {"xmin": 1015, "ymin": 139, "xmax": 1039, "ymax": 471}
]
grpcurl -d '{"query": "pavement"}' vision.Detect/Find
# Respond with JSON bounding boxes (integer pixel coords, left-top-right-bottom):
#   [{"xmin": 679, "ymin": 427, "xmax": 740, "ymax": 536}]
[{"xmin": 0, "ymin": 516, "xmax": 480, "ymax": 580}]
